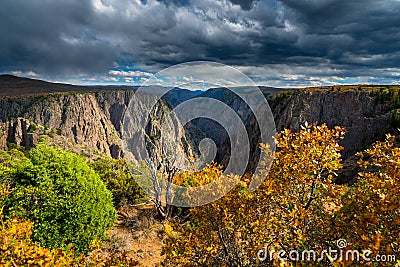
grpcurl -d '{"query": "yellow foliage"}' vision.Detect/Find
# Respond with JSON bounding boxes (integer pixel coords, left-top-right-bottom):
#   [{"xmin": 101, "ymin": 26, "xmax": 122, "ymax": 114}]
[
  {"xmin": 0, "ymin": 218, "xmax": 77, "ymax": 266},
  {"xmin": 0, "ymin": 216, "xmax": 139, "ymax": 266},
  {"xmin": 174, "ymin": 163, "xmax": 223, "ymax": 187},
  {"xmin": 164, "ymin": 222, "xmax": 180, "ymax": 239},
  {"xmin": 163, "ymin": 124, "xmax": 400, "ymax": 267},
  {"xmin": 331, "ymin": 134, "xmax": 400, "ymax": 256}
]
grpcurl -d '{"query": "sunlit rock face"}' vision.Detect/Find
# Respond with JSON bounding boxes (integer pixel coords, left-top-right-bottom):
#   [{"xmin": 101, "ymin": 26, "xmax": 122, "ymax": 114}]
[{"xmin": 0, "ymin": 91, "xmax": 196, "ymax": 162}]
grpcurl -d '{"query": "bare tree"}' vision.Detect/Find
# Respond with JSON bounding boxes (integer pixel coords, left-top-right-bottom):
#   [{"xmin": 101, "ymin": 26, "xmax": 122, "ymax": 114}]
[{"xmin": 130, "ymin": 136, "xmax": 179, "ymax": 221}]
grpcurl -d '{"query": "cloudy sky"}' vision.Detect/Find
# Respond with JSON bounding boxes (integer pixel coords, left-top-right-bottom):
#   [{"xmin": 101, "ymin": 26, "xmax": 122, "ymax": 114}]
[{"xmin": 1, "ymin": 0, "xmax": 399, "ymax": 87}]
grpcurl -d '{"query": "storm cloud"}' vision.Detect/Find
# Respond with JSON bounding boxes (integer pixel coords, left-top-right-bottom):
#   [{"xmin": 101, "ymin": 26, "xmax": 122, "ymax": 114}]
[{"xmin": 0, "ymin": 0, "xmax": 399, "ymax": 86}]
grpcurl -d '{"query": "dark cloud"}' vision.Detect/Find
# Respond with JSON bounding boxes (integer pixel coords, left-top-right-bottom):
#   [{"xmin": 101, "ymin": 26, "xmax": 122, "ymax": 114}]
[
  {"xmin": 0, "ymin": 0, "xmax": 399, "ymax": 85},
  {"xmin": 0, "ymin": 0, "xmax": 120, "ymax": 78},
  {"xmin": 156, "ymin": 0, "xmax": 191, "ymax": 6},
  {"xmin": 279, "ymin": 0, "xmax": 400, "ymax": 65},
  {"xmin": 227, "ymin": 0, "xmax": 257, "ymax": 10}
]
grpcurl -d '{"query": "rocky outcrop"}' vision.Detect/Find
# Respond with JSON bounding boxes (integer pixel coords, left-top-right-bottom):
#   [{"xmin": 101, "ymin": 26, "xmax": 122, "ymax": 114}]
[
  {"xmin": 269, "ymin": 89, "xmax": 398, "ymax": 158},
  {"xmin": 0, "ymin": 93, "xmax": 123, "ymax": 157},
  {"xmin": 0, "ymin": 118, "xmax": 38, "ymax": 150},
  {"xmin": 0, "ymin": 91, "xmax": 196, "ymax": 161}
]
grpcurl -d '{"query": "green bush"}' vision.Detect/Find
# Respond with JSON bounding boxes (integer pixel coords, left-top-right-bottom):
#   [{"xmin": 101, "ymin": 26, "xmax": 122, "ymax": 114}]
[
  {"xmin": 48, "ymin": 129, "xmax": 55, "ymax": 138},
  {"xmin": 27, "ymin": 123, "xmax": 38, "ymax": 133},
  {"xmin": 91, "ymin": 157, "xmax": 145, "ymax": 208},
  {"xmin": 0, "ymin": 148, "xmax": 28, "ymax": 180},
  {"xmin": 391, "ymin": 109, "xmax": 400, "ymax": 129},
  {"xmin": 2, "ymin": 143, "xmax": 117, "ymax": 253}
]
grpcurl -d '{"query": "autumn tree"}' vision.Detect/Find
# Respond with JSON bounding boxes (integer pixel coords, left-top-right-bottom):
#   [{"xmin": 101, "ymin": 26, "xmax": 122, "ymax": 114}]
[
  {"xmin": 0, "ymin": 216, "xmax": 139, "ymax": 267},
  {"xmin": 163, "ymin": 124, "xmax": 348, "ymax": 266},
  {"xmin": 329, "ymin": 134, "xmax": 400, "ymax": 263},
  {"xmin": 163, "ymin": 124, "xmax": 400, "ymax": 266}
]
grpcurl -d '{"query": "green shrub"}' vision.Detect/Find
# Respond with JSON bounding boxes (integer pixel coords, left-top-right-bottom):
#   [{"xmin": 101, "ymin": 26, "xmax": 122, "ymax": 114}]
[
  {"xmin": 91, "ymin": 157, "xmax": 145, "ymax": 208},
  {"xmin": 6, "ymin": 143, "xmax": 26, "ymax": 153},
  {"xmin": 390, "ymin": 109, "xmax": 400, "ymax": 129},
  {"xmin": 48, "ymin": 129, "xmax": 55, "ymax": 138},
  {"xmin": 2, "ymin": 143, "xmax": 117, "ymax": 253},
  {"xmin": 0, "ymin": 150, "xmax": 29, "ymax": 204},
  {"xmin": 27, "ymin": 123, "xmax": 38, "ymax": 133}
]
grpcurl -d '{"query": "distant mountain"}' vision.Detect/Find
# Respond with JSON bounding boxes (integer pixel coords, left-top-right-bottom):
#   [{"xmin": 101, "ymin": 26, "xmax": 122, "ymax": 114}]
[
  {"xmin": 198, "ymin": 86, "xmax": 287, "ymax": 99},
  {"xmin": 0, "ymin": 74, "xmax": 93, "ymax": 96},
  {"xmin": 0, "ymin": 74, "xmax": 285, "ymax": 99},
  {"xmin": 162, "ymin": 88, "xmax": 203, "ymax": 107},
  {"xmin": 86, "ymin": 85, "xmax": 139, "ymax": 90},
  {"xmin": 0, "ymin": 75, "xmax": 180, "ymax": 97}
]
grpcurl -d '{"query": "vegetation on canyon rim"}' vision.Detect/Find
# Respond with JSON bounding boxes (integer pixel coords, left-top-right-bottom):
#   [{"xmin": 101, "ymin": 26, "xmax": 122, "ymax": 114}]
[
  {"xmin": 0, "ymin": 124, "xmax": 399, "ymax": 266},
  {"xmin": 1, "ymin": 143, "xmax": 117, "ymax": 253},
  {"xmin": 163, "ymin": 124, "xmax": 400, "ymax": 266}
]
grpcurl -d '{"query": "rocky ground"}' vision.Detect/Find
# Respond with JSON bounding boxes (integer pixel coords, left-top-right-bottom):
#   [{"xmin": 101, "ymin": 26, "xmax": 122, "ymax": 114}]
[{"xmin": 99, "ymin": 205, "xmax": 165, "ymax": 266}]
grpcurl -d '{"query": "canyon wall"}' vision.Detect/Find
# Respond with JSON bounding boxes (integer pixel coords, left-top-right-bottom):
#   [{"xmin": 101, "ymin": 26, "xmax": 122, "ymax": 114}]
[
  {"xmin": 0, "ymin": 87, "xmax": 398, "ymax": 176},
  {"xmin": 0, "ymin": 91, "xmax": 196, "ymax": 161}
]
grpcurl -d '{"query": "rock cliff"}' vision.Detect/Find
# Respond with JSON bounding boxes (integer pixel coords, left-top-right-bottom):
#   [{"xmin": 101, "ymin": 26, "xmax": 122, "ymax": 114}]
[
  {"xmin": 269, "ymin": 87, "xmax": 400, "ymax": 158},
  {"xmin": 211, "ymin": 86, "xmax": 400, "ymax": 178},
  {"xmin": 0, "ymin": 91, "xmax": 196, "ymax": 161},
  {"xmin": 1, "ymin": 84, "xmax": 399, "ymax": 181}
]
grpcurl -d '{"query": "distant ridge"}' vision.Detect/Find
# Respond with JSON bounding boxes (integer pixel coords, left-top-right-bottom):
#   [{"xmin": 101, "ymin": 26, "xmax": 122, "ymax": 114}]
[
  {"xmin": 0, "ymin": 74, "xmax": 95, "ymax": 97},
  {"xmin": 0, "ymin": 74, "xmax": 288, "ymax": 98}
]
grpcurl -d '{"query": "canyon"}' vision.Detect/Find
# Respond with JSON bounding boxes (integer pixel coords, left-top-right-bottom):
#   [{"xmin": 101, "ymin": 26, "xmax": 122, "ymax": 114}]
[{"xmin": 1, "ymin": 75, "xmax": 399, "ymax": 183}]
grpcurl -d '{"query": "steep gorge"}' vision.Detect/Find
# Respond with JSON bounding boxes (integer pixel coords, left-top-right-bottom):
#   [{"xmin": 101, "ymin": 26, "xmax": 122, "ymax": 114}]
[{"xmin": 1, "ymin": 83, "xmax": 399, "ymax": 184}]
